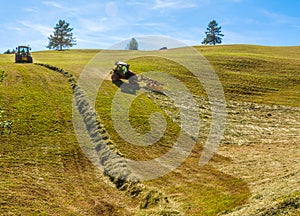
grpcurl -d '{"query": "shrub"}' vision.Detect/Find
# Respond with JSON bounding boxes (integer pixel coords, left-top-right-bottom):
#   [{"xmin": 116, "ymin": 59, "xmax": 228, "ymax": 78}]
[
  {"xmin": 0, "ymin": 69, "xmax": 6, "ymax": 82},
  {"xmin": 0, "ymin": 107, "xmax": 13, "ymax": 135}
]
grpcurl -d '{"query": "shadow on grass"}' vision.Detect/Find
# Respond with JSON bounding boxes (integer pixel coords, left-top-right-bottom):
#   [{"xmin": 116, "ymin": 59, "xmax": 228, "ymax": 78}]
[{"xmin": 144, "ymin": 146, "xmax": 250, "ymax": 215}]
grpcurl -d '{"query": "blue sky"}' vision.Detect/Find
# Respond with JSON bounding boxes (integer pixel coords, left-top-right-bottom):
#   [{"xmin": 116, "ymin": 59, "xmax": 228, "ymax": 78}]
[{"xmin": 0, "ymin": 0, "xmax": 299, "ymax": 52}]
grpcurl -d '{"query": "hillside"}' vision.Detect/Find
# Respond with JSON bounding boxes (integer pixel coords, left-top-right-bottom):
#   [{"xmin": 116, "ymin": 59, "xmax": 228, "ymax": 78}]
[{"xmin": 0, "ymin": 45, "xmax": 299, "ymax": 215}]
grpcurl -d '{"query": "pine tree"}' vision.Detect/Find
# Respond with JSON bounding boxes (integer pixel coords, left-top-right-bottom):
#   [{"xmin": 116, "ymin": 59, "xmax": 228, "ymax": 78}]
[
  {"xmin": 202, "ymin": 20, "xmax": 224, "ymax": 45},
  {"xmin": 3, "ymin": 49, "xmax": 11, "ymax": 54},
  {"xmin": 126, "ymin": 38, "xmax": 138, "ymax": 50},
  {"xmin": 47, "ymin": 20, "xmax": 76, "ymax": 50},
  {"xmin": 3, "ymin": 49, "xmax": 15, "ymax": 54}
]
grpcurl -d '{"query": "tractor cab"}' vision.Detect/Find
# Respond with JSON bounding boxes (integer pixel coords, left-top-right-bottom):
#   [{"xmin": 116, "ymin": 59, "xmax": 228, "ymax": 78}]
[{"xmin": 15, "ymin": 45, "xmax": 33, "ymax": 63}]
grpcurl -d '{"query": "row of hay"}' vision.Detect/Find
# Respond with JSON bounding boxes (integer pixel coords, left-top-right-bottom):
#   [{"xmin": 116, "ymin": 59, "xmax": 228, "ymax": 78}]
[{"xmin": 36, "ymin": 63, "xmax": 179, "ymax": 214}]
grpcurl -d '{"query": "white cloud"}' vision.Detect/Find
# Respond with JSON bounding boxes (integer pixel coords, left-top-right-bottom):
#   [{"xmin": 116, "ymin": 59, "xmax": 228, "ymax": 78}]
[
  {"xmin": 134, "ymin": 22, "xmax": 165, "ymax": 27},
  {"xmin": 126, "ymin": 1, "xmax": 148, "ymax": 6},
  {"xmin": 23, "ymin": 7, "xmax": 39, "ymax": 13},
  {"xmin": 152, "ymin": 0, "xmax": 197, "ymax": 9},
  {"xmin": 42, "ymin": 1, "xmax": 80, "ymax": 16},
  {"xmin": 18, "ymin": 21, "xmax": 52, "ymax": 37},
  {"xmin": 6, "ymin": 26, "xmax": 23, "ymax": 31},
  {"xmin": 42, "ymin": 1, "xmax": 64, "ymax": 9},
  {"xmin": 260, "ymin": 9, "xmax": 300, "ymax": 24},
  {"xmin": 77, "ymin": 18, "xmax": 111, "ymax": 33},
  {"xmin": 27, "ymin": 39, "xmax": 48, "ymax": 50}
]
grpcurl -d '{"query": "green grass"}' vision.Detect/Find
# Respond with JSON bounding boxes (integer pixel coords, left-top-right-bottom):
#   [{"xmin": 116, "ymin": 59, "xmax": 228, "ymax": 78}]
[
  {"xmin": 0, "ymin": 57, "xmax": 136, "ymax": 215},
  {"xmin": 93, "ymin": 52, "xmax": 250, "ymax": 215},
  {"xmin": 197, "ymin": 45, "xmax": 300, "ymax": 106},
  {"xmin": 32, "ymin": 49, "xmax": 101, "ymax": 77},
  {"xmin": 0, "ymin": 69, "xmax": 12, "ymax": 135},
  {"xmin": 30, "ymin": 45, "xmax": 300, "ymax": 107},
  {"xmin": 1, "ymin": 44, "xmax": 299, "ymax": 215}
]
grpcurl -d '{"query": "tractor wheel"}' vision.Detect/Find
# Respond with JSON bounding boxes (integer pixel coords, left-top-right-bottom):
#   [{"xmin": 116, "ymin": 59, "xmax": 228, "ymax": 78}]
[
  {"xmin": 15, "ymin": 55, "xmax": 21, "ymax": 63},
  {"xmin": 111, "ymin": 73, "xmax": 120, "ymax": 81}
]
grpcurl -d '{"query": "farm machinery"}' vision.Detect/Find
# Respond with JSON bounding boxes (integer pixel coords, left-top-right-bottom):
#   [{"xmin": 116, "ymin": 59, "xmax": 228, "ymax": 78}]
[
  {"xmin": 111, "ymin": 61, "xmax": 165, "ymax": 95},
  {"xmin": 15, "ymin": 45, "xmax": 33, "ymax": 63}
]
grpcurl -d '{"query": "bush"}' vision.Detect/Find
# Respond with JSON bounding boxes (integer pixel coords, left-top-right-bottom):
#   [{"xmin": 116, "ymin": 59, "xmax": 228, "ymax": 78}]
[
  {"xmin": 3, "ymin": 49, "xmax": 15, "ymax": 54},
  {"xmin": 0, "ymin": 69, "xmax": 6, "ymax": 82},
  {"xmin": 0, "ymin": 107, "xmax": 13, "ymax": 135}
]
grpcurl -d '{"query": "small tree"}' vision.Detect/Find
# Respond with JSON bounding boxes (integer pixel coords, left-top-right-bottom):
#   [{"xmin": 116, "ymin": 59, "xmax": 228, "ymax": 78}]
[
  {"xmin": 47, "ymin": 20, "xmax": 76, "ymax": 50},
  {"xmin": 3, "ymin": 49, "xmax": 11, "ymax": 54},
  {"xmin": 126, "ymin": 38, "xmax": 138, "ymax": 50},
  {"xmin": 0, "ymin": 70, "xmax": 6, "ymax": 82},
  {"xmin": 202, "ymin": 20, "xmax": 224, "ymax": 45},
  {"xmin": 3, "ymin": 49, "xmax": 15, "ymax": 54}
]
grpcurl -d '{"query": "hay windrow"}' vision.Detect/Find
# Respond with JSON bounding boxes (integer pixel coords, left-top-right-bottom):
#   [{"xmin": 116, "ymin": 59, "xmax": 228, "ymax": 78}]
[{"xmin": 36, "ymin": 63, "xmax": 178, "ymax": 213}]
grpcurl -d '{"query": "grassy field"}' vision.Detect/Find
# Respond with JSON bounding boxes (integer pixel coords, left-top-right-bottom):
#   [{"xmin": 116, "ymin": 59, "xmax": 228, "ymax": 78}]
[
  {"xmin": 0, "ymin": 45, "xmax": 299, "ymax": 215},
  {"xmin": 0, "ymin": 54, "xmax": 138, "ymax": 215}
]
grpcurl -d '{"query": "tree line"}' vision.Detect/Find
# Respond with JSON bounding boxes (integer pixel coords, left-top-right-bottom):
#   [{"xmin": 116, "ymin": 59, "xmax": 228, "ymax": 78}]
[{"xmin": 3, "ymin": 49, "xmax": 16, "ymax": 54}]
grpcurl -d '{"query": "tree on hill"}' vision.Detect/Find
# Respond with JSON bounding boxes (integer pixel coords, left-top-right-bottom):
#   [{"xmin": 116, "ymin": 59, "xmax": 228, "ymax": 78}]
[
  {"xmin": 3, "ymin": 49, "xmax": 15, "ymax": 54},
  {"xmin": 47, "ymin": 20, "xmax": 76, "ymax": 50},
  {"xmin": 126, "ymin": 37, "xmax": 138, "ymax": 50},
  {"xmin": 3, "ymin": 49, "xmax": 10, "ymax": 54},
  {"xmin": 202, "ymin": 20, "xmax": 224, "ymax": 45}
]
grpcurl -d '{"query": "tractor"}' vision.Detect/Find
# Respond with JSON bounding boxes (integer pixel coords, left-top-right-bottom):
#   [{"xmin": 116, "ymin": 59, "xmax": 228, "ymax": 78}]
[{"xmin": 15, "ymin": 45, "xmax": 33, "ymax": 63}]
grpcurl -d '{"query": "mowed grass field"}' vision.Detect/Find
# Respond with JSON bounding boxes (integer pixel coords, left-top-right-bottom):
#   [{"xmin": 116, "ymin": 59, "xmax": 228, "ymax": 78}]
[{"xmin": 0, "ymin": 45, "xmax": 299, "ymax": 215}]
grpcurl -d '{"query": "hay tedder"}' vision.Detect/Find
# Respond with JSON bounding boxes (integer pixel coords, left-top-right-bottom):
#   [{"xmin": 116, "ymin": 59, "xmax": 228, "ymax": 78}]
[
  {"xmin": 111, "ymin": 61, "xmax": 166, "ymax": 95},
  {"xmin": 15, "ymin": 45, "xmax": 33, "ymax": 63}
]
